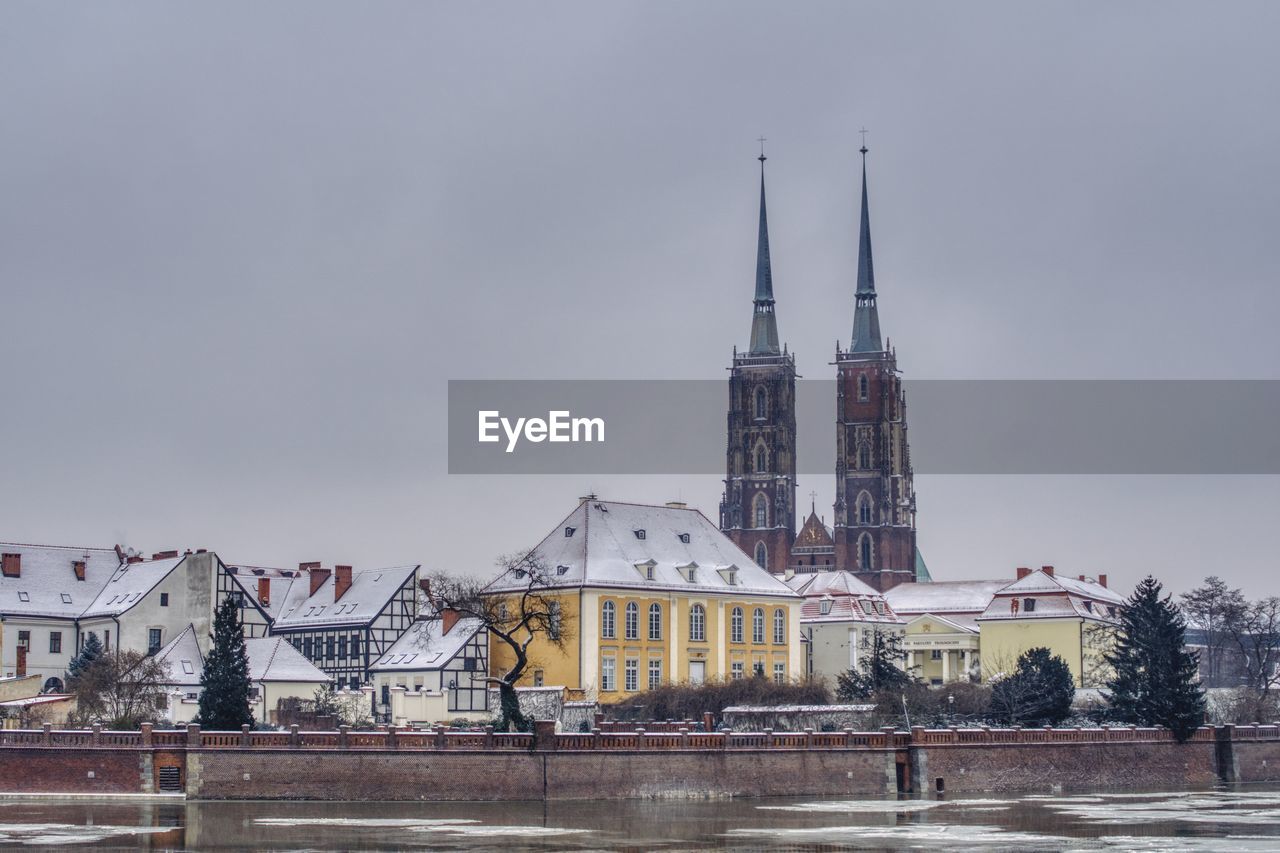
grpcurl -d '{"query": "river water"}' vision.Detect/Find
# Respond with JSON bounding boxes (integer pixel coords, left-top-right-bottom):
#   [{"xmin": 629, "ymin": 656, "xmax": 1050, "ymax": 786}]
[{"xmin": 2, "ymin": 785, "xmax": 1280, "ymax": 850}]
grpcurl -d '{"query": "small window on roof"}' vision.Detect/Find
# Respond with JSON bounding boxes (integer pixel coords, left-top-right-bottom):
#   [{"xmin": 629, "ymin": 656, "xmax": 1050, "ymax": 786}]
[
  {"xmin": 1023, "ymin": 598, "xmax": 1036, "ymax": 613},
  {"xmin": 564, "ymin": 527, "xmax": 576, "ymax": 537},
  {"xmin": 820, "ymin": 598, "xmax": 833, "ymax": 615},
  {"xmin": 634, "ymin": 529, "xmax": 646, "ymax": 540},
  {"xmin": 181, "ymin": 661, "xmax": 194, "ymax": 675},
  {"xmin": 556, "ymin": 565, "xmax": 569, "ymax": 576},
  {"xmin": 1083, "ymin": 600, "xmax": 1094, "ymax": 613},
  {"xmin": 18, "ymin": 591, "xmax": 29, "ymax": 602},
  {"xmin": 678, "ymin": 533, "xmax": 690, "ymax": 544},
  {"xmin": 61, "ymin": 593, "xmax": 73, "ymax": 604}
]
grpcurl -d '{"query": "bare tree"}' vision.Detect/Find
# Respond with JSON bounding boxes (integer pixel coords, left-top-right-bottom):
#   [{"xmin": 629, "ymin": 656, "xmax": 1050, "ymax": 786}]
[
  {"xmin": 425, "ymin": 550, "xmax": 570, "ymax": 732},
  {"xmin": 69, "ymin": 650, "xmax": 169, "ymax": 729},
  {"xmin": 1180, "ymin": 577, "xmax": 1246, "ymax": 686},
  {"xmin": 1225, "ymin": 596, "xmax": 1280, "ymax": 697}
]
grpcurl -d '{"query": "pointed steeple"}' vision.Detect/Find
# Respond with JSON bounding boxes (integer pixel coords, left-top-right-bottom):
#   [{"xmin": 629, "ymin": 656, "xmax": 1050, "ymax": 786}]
[
  {"xmin": 748, "ymin": 148, "xmax": 781, "ymax": 355},
  {"xmin": 849, "ymin": 144, "xmax": 883, "ymax": 354}
]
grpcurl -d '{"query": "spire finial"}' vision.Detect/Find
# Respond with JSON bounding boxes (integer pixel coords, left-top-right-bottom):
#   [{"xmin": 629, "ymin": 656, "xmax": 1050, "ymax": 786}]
[
  {"xmin": 849, "ymin": 136, "xmax": 883, "ymax": 353},
  {"xmin": 758, "ymin": 136, "xmax": 767, "ymax": 163},
  {"xmin": 747, "ymin": 140, "xmax": 781, "ymax": 355},
  {"xmin": 859, "ymin": 127, "xmax": 868, "ymax": 156}
]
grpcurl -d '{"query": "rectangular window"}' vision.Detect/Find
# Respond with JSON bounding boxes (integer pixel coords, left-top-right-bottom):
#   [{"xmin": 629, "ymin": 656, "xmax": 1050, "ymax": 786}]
[
  {"xmin": 104, "ymin": 630, "xmax": 110, "ymax": 651},
  {"xmin": 753, "ymin": 661, "xmax": 765, "ymax": 678},
  {"xmin": 338, "ymin": 636, "xmax": 348, "ymax": 658},
  {"xmin": 533, "ymin": 669, "xmax": 544, "ymax": 687},
  {"xmin": 351, "ymin": 634, "xmax": 361, "ymax": 656},
  {"xmin": 731, "ymin": 661, "xmax": 744, "ymax": 680},
  {"xmin": 773, "ymin": 662, "xmax": 785, "ymax": 684},
  {"xmin": 49, "ymin": 632, "xmax": 62, "ymax": 654},
  {"xmin": 624, "ymin": 658, "xmax": 638, "ymax": 692},
  {"xmin": 931, "ymin": 649, "xmax": 942, "ymax": 660},
  {"xmin": 326, "ymin": 637, "xmax": 335, "ymax": 657},
  {"xmin": 648, "ymin": 659, "xmax": 662, "ymax": 690},
  {"xmin": 463, "ymin": 657, "xmax": 478, "ymax": 672},
  {"xmin": 160, "ymin": 592, "xmax": 169, "ymax": 607},
  {"xmin": 350, "ymin": 677, "xmax": 360, "ymax": 690},
  {"xmin": 601, "ymin": 656, "xmax": 616, "ymax": 691},
  {"xmin": 380, "ymin": 684, "xmax": 390, "ymax": 706},
  {"xmin": 303, "ymin": 637, "xmax": 314, "ymax": 658},
  {"xmin": 17, "ymin": 631, "xmax": 30, "ymax": 649},
  {"xmin": 148, "ymin": 628, "xmax": 162, "ymax": 653}
]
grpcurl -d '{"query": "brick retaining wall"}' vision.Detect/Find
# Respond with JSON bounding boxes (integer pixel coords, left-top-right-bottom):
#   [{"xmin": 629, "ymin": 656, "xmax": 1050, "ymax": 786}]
[{"xmin": 2, "ymin": 723, "xmax": 1277, "ymax": 801}]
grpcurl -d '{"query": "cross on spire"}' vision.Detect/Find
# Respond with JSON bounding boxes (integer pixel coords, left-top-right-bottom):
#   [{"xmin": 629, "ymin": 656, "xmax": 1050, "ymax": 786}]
[
  {"xmin": 809, "ymin": 490, "xmax": 818, "ymax": 513},
  {"xmin": 859, "ymin": 127, "xmax": 868, "ymax": 154},
  {"xmin": 758, "ymin": 136, "xmax": 767, "ymax": 162}
]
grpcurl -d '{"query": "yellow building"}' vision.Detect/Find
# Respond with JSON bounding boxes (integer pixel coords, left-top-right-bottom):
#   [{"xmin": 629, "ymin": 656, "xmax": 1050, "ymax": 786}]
[
  {"xmin": 486, "ymin": 498, "xmax": 804, "ymax": 698},
  {"xmin": 976, "ymin": 567, "xmax": 1123, "ymax": 688},
  {"xmin": 886, "ymin": 580, "xmax": 1007, "ymax": 684}
]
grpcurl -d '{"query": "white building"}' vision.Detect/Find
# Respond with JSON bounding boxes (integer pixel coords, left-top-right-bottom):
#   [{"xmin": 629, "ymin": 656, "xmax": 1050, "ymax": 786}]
[
  {"xmin": 1, "ymin": 543, "xmax": 123, "ymax": 687},
  {"xmin": 787, "ymin": 570, "xmax": 905, "ymax": 682},
  {"xmin": 154, "ymin": 624, "xmax": 331, "ymax": 724},
  {"xmin": 368, "ymin": 612, "xmax": 490, "ymax": 724}
]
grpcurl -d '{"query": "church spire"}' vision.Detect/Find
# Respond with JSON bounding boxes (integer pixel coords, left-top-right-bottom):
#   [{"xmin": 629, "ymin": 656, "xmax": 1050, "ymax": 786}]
[
  {"xmin": 849, "ymin": 144, "xmax": 883, "ymax": 354},
  {"xmin": 748, "ymin": 145, "xmax": 781, "ymax": 355}
]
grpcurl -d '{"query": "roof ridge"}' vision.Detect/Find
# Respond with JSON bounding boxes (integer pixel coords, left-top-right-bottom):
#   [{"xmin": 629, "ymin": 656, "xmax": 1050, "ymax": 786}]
[
  {"xmin": 259, "ymin": 637, "xmax": 282, "ymax": 680},
  {"xmin": 0, "ymin": 542, "xmax": 116, "ymax": 552}
]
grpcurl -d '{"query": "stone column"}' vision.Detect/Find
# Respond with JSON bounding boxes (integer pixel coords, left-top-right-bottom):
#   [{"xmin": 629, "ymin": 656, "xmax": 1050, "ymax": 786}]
[{"xmin": 941, "ymin": 650, "xmax": 951, "ymax": 683}]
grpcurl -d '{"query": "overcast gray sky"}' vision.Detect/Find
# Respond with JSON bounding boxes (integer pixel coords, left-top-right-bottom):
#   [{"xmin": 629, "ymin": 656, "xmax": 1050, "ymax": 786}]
[{"xmin": 2, "ymin": 2, "xmax": 1278, "ymax": 597}]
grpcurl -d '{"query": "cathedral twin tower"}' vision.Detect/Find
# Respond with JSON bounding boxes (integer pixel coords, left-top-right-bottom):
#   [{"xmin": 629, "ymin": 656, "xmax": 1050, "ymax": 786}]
[{"xmin": 719, "ymin": 146, "xmax": 920, "ymax": 592}]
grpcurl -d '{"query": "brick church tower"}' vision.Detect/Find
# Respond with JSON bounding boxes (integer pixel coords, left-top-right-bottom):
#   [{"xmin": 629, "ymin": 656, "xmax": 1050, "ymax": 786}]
[
  {"xmin": 832, "ymin": 146, "xmax": 918, "ymax": 591},
  {"xmin": 719, "ymin": 152, "xmax": 797, "ymax": 573}
]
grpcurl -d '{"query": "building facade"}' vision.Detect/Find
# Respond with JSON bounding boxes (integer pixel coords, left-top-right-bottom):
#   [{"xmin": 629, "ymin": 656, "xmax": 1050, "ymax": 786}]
[
  {"xmin": 787, "ymin": 569, "xmax": 905, "ymax": 682},
  {"xmin": 369, "ymin": 611, "xmax": 490, "ymax": 723},
  {"xmin": 488, "ymin": 498, "xmax": 803, "ymax": 699}
]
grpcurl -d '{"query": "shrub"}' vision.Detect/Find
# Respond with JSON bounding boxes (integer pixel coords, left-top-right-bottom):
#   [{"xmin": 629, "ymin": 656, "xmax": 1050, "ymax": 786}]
[{"xmin": 604, "ymin": 677, "xmax": 832, "ymax": 724}]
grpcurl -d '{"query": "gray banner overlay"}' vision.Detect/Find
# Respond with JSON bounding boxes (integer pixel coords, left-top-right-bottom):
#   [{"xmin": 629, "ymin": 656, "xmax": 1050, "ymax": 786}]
[{"xmin": 448, "ymin": 380, "xmax": 1280, "ymax": 475}]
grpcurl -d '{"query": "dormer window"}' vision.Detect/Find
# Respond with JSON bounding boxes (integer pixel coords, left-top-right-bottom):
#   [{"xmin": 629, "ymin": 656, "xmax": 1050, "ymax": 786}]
[
  {"xmin": 1083, "ymin": 600, "xmax": 1094, "ymax": 613},
  {"xmin": 634, "ymin": 529, "xmax": 646, "ymax": 540},
  {"xmin": 556, "ymin": 565, "xmax": 570, "ymax": 576},
  {"xmin": 564, "ymin": 527, "xmax": 576, "ymax": 538},
  {"xmin": 634, "ymin": 560, "xmax": 657, "ymax": 581},
  {"xmin": 718, "ymin": 567, "xmax": 738, "ymax": 586},
  {"xmin": 819, "ymin": 598, "xmax": 833, "ymax": 615},
  {"xmin": 678, "ymin": 533, "xmax": 690, "ymax": 544},
  {"xmin": 678, "ymin": 563, "xmax": 698, "ymax": 583},
  {"xmin": 1023, "ymin": 598, "xmax": 1036, "ymax": 613}
]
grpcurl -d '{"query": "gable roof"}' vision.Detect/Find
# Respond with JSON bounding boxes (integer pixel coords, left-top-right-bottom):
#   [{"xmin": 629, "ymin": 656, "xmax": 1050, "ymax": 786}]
[
  {"xmin": 905, "ymin": 612, "xmax": 978, "ymax": 634},
  {"xmin": 792, "ymin": 511, "xmax": 834, "ymax": 550},
  {"xmin": 369, "ymin": 616, "xmax": 484, "ymax": 673},
  {"xmin": 271, "ymin": 564, "xmax": 419, "ymax": 630},
  {"xmin": 80, "ymin": 554, "xmax": 188, "ymax": 619},
  {"xmin": 224, "ymin": 565, "xmax": 299, "ymax": 621},
  {"xmin": 884, "ymin": 579, "xmax": 1007, "ymax": 616},
  {"xmin": 153, "ymin": 625, "xmax": 205, "ymax": 686},
  {"xmin": 244, "ymin": 637, "xmax": 331, "ymax": 683},
  {"xmin": 484, "ymin": 499, "xmax": 799, "ymax": 599},
  {"xmin": 979, "ymin": 569, "xmax": 1125, "ymax": 622},
  {"xmin": 0, "ymin": 542, "xmax": 121, "ymax": 619},
  {"xmin": 789, "ymin": 571, "xmax": 903, "ymax": 624}
]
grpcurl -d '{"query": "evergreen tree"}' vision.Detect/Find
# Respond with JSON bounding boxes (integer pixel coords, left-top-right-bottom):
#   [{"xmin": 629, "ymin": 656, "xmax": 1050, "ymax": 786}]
[
  {"xmin": 1106, "ymin": 575, "xmax": 1206, "ymax": 742},
  {"xmin": 197, "ymin": 597, "xmax": 254, "ymax": 729},
  {"xmin": 67, "ymin": 632, "xmax": 104, "ymax": 684},
  {"xmin": 989, "ymin": 646, "xmax": 1075, "ymax": 726},
  {"xmin": 836, "ymin": 629, "xmax": 914, "ymax": 700}
]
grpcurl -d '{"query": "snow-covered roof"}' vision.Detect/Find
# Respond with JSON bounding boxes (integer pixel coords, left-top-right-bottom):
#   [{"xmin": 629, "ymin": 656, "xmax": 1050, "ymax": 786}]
[
  {"xmin": 244, "ymin": 636, "xmax": 330, "ymax": 683},
  {"xmin": 0, "ymin": 542, "xmax": 120, "ymax": 619},
  {"xmin": 272, "ymin": 564, "xmax": 418, "ymax": 630},
  {"xmin": 80, "ymin": 555, "xmax": 187, "ymax": 618},
  {"xmin": 484, "ymin": 499, "xmax": 800, "ymax": 599},
  {"xmin": 978, "ymin": 569, "xmax": 1125, "ymax": 623},
  {"xmin": 153, "ymin": 625, "xmax": 204, "ymax": 687},
  {"xmin": 884, "ymin": 579, "xmax": 1007, "ymax": 615},
  {"xmin": 906, "ymin": 612, "xmax": 978, "ymax": 634},
  {"xmin": 369, "ymin": 616, "xmax": 483, "ymax": 673},
  {"xmin": 788, "ymin": 571, "xmax": 903, "ymax": 625},
  {"xmin": 224, "ymin": 565, "xmax": 299, "ymax": 621}
]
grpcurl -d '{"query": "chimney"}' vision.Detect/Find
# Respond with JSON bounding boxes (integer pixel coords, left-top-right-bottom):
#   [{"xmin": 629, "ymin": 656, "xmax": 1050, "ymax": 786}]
[
  {"xmin": 1041, "ymin": 565, "xmax": 1055, "ymax": 578},
  {"xmin": 257, "ymin": 577, "xmax": 271, "ymax": 606},
  {"xmin": 441, "ymin": 608, "xmax": 460, "ymax": 635},
  {"xmin": 1098, "ymin": 574, "xmax": 1108, "ymax": 588},
  {"xmin": 578, "ymin": 493, "xmax": 598, "ymax": 505},
  {"xmin": 1, "ymin": 553, "xmax": 20, "ymax": 578},
  {"xmin": 152, "ymin": 550, "xmax": 179, "ymax": 560},
  {"xmin": 1078, "ymin": 574, "xmax": 1086, "ymax": 582},
  {"xmin": 126, "ymin": 555, "xmax": 144, "ymax": 564},
  {"xmin": 784, "ymin": 568, "xmax": 796, "ymax": 581},
  {"xmin": 419, "ymin": 578, "xmax": 433, "ymax": 600},
  {"xmin": 1015, "ymin": 566, "xmax": 1031, "ymax": 580},
  {"xmin": 15, "ymin": 646, "xmax": 26, "ymax": 677},
  {"xmin": 309, "ymin": 566, "xmax": 331, "ymax": 596},
  {"xmin": 73, "ymin": 560, "xmax": 86, "ymax": 582},
  {"xmin": 334, "ymin": 565, "xmax": 353, "ymax": 601},
  {"xmin": 114, "ymin": 544, "xmax": 125, "ymax": 564}
]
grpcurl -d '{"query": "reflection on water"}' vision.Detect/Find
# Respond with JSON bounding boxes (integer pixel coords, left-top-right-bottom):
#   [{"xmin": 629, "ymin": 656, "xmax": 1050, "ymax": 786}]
[{"xmin": 2, "ymin": 784, "xmax": 1280, "ymax": 850}]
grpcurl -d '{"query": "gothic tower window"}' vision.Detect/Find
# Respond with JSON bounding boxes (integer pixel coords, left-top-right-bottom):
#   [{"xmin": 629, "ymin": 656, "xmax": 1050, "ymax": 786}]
[
  {"xmin": 858, "ymin": 492, "xmax": 873, "ymax": 525},
  {"xmin": 858, "ymin": 443, "xmax": 871, "ymax": 470},
  {"xmin": 753, "ymin": 494, "xmax": 769, "ymax": 528},
  {"xmin": 754, "ymin": 386, "xmax": 767, "ymax": 419},
  {"xmin": 858, "ymin": 374, "xmax": 869, "ymax": 401},
  {"xmin": 754, "ymin": 541, "xmax": 768, "ymax": 570},
  {"xmin": 755, "ymin": 445, "xmax": 768, "ymax": 473},
  {"xmin": 858, "ymin": 533, "xmax": 874, "ymax": 570}
]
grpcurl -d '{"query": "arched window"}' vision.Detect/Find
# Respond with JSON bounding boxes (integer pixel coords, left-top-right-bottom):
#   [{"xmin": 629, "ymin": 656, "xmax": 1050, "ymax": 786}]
[
  {"xmin": 730, "ymin": 607, "xmax": 744, "ymax": 643},
  {"xmin": 754, "ymin": 541, "xmax": 768, "ymax": 570},
  {"xmin": 752, "ymin": 608, "xmax": 765, "ymax": 644},
  {"xmin": 858, "ymin": 493, "xmax": 873, "ymax": 525},
  {"xmin": 754, "ymin": 387, "xmax": 767, "ymax": 419},
  {"xmin": 755, "ymin": 445, "xmax": 768, "ymax": 473},
  {"xmin": 601, "ymin": 600, "xmax": 616, "ymax": 639},
  {"xmin": 858, "ymin": 374, "xmax": 869, "ymax": 401},
  {"xmin": 859, "ymin": 534, "xmax": 874, "ymax": 570},
  {"xmin": 625, "ymin": 602, "xmax": 639, "ymax": 640},
  {"xmin": 689, "ymin": 604, "xmax": 706, "ymax": 642},
  {"xmin": 753, "ymin": 494, "xmax": 768, "ymax": 529},
  {"xmin": 773, "ymin": 609, "xmax": 786, "ymax": 644},
  {"xmin": 648, "ymin": 602, "xmax": 663, "ymax": 640},
  {"xmin": 858, "ymin": 444, "xmax": 871, "ymax": 469}
]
